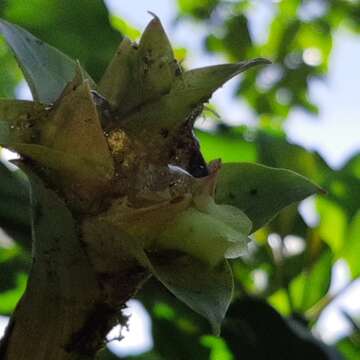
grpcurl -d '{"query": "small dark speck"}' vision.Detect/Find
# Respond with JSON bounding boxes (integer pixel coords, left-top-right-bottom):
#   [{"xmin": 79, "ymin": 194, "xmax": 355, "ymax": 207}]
[
  {"xmin": 229, "ymin": 192, "xmax": 235, "ymax": 200},
  {"xmin": 250, "ymin": 189, "xmax": 258, "ymax": 195},
  {"xmin": 160, "ymin": 128, "xmax": 169, "ymax": 138},
  {"xmin": 35, "ymin": 39, "xmax": 43, "ymax": 45}
]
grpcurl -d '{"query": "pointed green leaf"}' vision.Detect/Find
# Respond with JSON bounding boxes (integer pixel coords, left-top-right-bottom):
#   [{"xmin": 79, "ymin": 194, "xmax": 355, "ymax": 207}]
[
  {"xmin": 148, "ymin": 252, "xmax": 233, "ymax": 335},
  {"xmin": 138, "ymin": 15, "xmax": 177, "ymax": 102},
  {"xmin": 0, "ymin": 19, "xmax": 92, "ymax": 103},
  {"xmin": 171, "ymin": 59, "xmax": 270, "ymax": 103},
  {"xmin": 100, "ymin": 16, "xmax": 179, "ymax": 114},
  {"xmin": 98, "ymin": 37, "xmax": 138, "ymax": 107},
  {"xmin": 9, "ymin": 143, "xmax": 112, "ymax": 185},
  {"xmin": 0, "ymin": 99, "xmax": 46, "ymax": 145},
  {"xmin": 121, "ymin": 59, "xmax": 269, "ymax": 136},
  {"xmin": 215, "ymin": 162, "xmax": 324, "ymax": 232},
  {"xmin": 41, "ymin": 79, "xmax": 114, "ymax": 176},
  {"xmin": 0, "ymin": 80, "xmax": 113, "ymax": 189}
]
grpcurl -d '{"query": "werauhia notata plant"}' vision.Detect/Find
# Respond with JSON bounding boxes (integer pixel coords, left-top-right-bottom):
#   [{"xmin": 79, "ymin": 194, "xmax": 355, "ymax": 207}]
[{"xmin": 0, "ymin": 15, "xmax": 322, "ymax": 359}]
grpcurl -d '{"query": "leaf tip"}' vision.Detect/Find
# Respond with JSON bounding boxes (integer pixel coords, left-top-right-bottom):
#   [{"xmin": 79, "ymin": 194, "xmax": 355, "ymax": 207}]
[
  {"xmin": 147, "ymin": 11, "xmax": 160, "ymax": 21},
  {"xmin": 211, "ymin": 321, "xmax": 221, "ymax": 337},
  {"xmin": 253, "ymin": 57, "xmax": 272, "ymax": 65},
  {"xmin": 317, "ymin": 185, "xmax": 327, "ymax": 195}
]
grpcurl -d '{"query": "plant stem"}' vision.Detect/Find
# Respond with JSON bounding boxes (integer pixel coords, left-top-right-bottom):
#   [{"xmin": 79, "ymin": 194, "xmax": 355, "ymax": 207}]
[{"xmin": 0, "ymin": 170, "xmax": 150, "ymax": 360}]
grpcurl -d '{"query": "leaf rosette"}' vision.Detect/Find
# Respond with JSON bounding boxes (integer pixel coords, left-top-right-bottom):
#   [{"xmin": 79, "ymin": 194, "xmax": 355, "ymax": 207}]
[{"xmin": 0, "ymin": 15, "xmax": 322, "ymax": 332}]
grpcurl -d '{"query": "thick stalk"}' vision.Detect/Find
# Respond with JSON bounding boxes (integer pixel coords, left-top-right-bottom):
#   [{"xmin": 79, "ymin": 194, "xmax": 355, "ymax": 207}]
[{"xmin": 0, "ymin": 169, "xmax": 149, "ymax": 360}]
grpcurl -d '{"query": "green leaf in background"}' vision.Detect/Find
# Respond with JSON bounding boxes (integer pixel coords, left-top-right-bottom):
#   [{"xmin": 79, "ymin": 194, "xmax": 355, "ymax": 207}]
[
  {"xmin": 0, "ymin": 37, "xmax": 23, "ymax": 98},
  {"xmin": 267, "ymin": 203, "xmax": 309, "ymax": 239},
  {"xmin": 342, "ymin": 210, "xmax": 360, "ymax": 278},
  {"xmin": 109, "ymin": 15, "xmax": 140, "ymax": 42},
  {"xmin": 178, "ymin": 0, "xmax": 219, "ymax": 19},
  {"xmin": 325, "ymin": 156, "xmax": 360, "ymax": 220},
  {"xmin": 337, "ymin": 335, "xmax": 360, "ymax": 360},
  {"xmin": 317, "ymin": 198, "xmax": 347, "ymax": 254},
  {"xmin": 0, "ymin": 243, "xmax": 30, "ymax": 315},
  {"xmin": 148, "ymin": 252, "xmax": 233, "ymax": 335},
  {"xmin": 222, "ymin": 297, "xmax": 342, "ymax": 360},
  {"xmin": 342, "ymin": 153, "xmax": 360, "ymax": 179},
  {"xmin": 215, "ymin": 162, "xmax": 323, "ymax": 231},
  {"xmin": 205, "ymin": 14, "xmax": 252, "ymax": 62},
  {"xmin": 201, "ymin": 335, "xmax": 234, "ymax": 360},
  {"xmin": 1, "ymin": 0, "xmax": 121, "ymax": 81},
  {"xmin": 0, "ymin": 19, "xmax": 79, "ymax": 103},
  {"xmin": 0, "ymin": 272, "xmax": 27, "ymax": 314},
  {"xmin": 196, "ymin": 128, "xmax": 257, "ymax": 163},
  {"xmin": 290, "ymin": 248, "xmax": 333, "ymax": 312}
]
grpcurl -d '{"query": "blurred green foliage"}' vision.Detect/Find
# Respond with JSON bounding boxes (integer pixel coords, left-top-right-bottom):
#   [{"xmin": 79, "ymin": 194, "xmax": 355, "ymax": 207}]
[
  {"xmin": 177, "ymin": 0, "xmax": 360, "ymax": 123},
  {"xmin": 0, "ymin": 0, "xmax": 359, "ymax": 359}
]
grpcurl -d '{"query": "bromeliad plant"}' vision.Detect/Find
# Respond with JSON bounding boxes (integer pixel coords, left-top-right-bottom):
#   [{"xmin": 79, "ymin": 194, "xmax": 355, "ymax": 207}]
[{"xmin": 0, "ymin": 16, "xmax": 322, "ymax": 360}]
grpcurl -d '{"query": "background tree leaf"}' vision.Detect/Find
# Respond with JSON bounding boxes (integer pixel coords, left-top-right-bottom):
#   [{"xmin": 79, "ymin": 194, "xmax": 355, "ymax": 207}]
[
  {"xmin": 222, "ymin": 297, "xmax": 343, "ymax": 360},
  {"xmin": 0, "ymin": 0, "xmax": 121, "ymax": 81},
  {"xmin": 0, "ymin": 19, "xmax": 80, "ymax": 103},
  {"xmin": 290, "ymin": 247, "xmax": 333, "ymax": 312}
]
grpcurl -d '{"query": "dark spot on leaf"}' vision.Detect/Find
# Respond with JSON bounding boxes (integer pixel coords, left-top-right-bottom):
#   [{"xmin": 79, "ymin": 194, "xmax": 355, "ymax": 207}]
[
  {"xmin": 229, "ymin": 192, "xmax": 235, "ymax": 200},
  {"xmin": 160, "ymin": 128, "xmax": 169, "ymax": 138}
]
